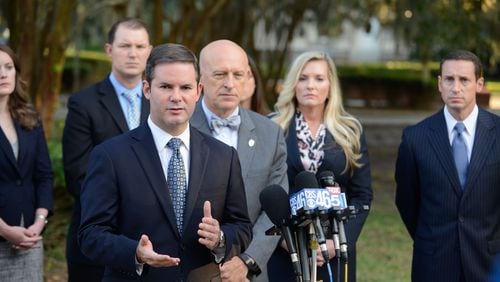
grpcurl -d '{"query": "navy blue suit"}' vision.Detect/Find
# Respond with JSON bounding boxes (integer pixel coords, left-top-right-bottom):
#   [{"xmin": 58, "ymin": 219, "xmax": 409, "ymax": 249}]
[
  {"xmin": 78, "ymin": 124, "xmax": 252, "ymax": 281},
  {"xmin": 396, "ymin": 107, "xmax": 500, "ymax": 281},
  {"xmin": 62, "ymin": 76, "xmax": 149, "ymax": 281},
  {"xmin": 0, "ymin": 122, "xmax": 52, "ymax": 236},
  {"xmin": 268, "ymin": 118, "xmax": 372, "ymax": 282}
]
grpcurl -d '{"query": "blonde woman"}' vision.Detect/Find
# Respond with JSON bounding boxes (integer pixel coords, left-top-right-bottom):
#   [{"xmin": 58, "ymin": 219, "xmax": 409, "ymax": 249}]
[{"xmin": 269, "ymin": 51, "xmax": 372, "ymax": 282}]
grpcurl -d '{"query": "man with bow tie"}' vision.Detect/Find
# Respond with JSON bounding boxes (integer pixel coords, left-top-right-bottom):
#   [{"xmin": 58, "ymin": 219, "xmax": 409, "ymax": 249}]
[{"xmin": 191, "ymin": 39, "xmax": 288, "ymax": 281}]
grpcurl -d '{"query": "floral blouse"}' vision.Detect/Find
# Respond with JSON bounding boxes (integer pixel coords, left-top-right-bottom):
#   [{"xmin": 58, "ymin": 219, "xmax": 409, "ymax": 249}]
[{"xmin": 295, "ymin": 111, "xmax": 326, "ymax": 173}]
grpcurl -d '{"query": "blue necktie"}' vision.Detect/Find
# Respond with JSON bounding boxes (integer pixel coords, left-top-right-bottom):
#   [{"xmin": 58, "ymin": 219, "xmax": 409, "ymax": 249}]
[
  {"xmin": 123, "ymin": 92, "xmax": 140, "ymax": 129},
  {"xmin": 210, "ymin": 115, "xmax": 241, "ymax": 134},
  {"xmin": 167, "ymin": 138, "xmax": 187, "ymax": 234},
  {"xmin": 452, "ymin": 122, "xmax": 468, "ymax": 189}
]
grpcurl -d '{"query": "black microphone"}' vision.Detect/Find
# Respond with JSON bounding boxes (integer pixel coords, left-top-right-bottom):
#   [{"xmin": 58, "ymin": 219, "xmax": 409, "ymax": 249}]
[
  {"xmin": 295, "ymin": 171, "xmax": 330, "ymax": 263},
  {"xmin": 319, "ymin": 170, "xmax": 348, "ymax": 262},
  {"xmin": 259, "ymin": 185, "xmax": 302, "ymax": 278},
  {"xmin": 318, "ymin": 170, "xmax": 336, "ymax": 187}
]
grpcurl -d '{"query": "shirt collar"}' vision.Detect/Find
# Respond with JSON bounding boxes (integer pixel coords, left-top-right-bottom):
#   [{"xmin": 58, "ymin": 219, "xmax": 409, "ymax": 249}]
[
  {"xmin": 444, "ymin": 104, "xmax": 478, "ymax": 136},
  {"xmin": 148, "ymin": 117, "xmax": 190, "ymax": 153},
  {"xmin": 109, "ymin": 73, "xmax": 143, "ymax": 98},
  {"xmin": 201, "ymin": 97, "xmax": 239, "ymax": 122}
]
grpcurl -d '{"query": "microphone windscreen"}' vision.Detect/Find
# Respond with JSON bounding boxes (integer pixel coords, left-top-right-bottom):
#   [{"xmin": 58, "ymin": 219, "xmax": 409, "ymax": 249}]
[
  {"xmin": 295, "ymin": 171, "xmax": 319, "ymax": 189},
  {"xmin": 259, "ymin": 185, "xmax": 290, "ymax": 226},
  {"xmin": 318, "ymin": 170, "xmax": 335, "ymax": 186}
]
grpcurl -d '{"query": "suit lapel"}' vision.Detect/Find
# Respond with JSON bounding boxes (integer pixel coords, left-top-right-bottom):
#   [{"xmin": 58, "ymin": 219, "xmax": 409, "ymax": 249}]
[
  {"xmin": 236, "ymin": 109, "xmax": 256, "ymax": 179},
  {"xmin": 190, "ymin": 102, "xmax": 212, "ymax": 135},
  {"xmin": 286, "ymin": 118, "xmax": 304, "ymax": 173},
  {"xmin": 463, "ymin": 109, "xmax": 495, "ymax": 193},
  {"xmin": 427, "ymin": 111, "xmax": 463, "ymax": 196},
  {"xmin": 98, "ymin": 78, "xmax": 129, "ymax": 133},
  {"xmin": 14, "ymin": 123, "xmax": 28, "ymax": 175},
  {"xmin": 0, "ymin": 122, "xmax": 20, "ymax": 175},
  {"xmin": 183, "ymin": 127, "xmax": 209, "ymax": 233},
  {"xmin": 130, "ymin": 125, "xmax": 179, "ymax": 237}
]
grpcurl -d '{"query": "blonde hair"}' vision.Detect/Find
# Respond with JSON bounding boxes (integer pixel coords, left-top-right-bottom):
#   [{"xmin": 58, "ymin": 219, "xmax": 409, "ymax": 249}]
[{"xmin": 272, "ymin": 51, "xmax": 363, "ymax": 173}]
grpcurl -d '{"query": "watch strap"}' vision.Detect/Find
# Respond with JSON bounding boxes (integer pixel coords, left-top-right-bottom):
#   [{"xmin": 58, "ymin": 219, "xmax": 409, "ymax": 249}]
[{"xmin": 238, "ymin": 253, "xmax": 262, "ymax": 277}]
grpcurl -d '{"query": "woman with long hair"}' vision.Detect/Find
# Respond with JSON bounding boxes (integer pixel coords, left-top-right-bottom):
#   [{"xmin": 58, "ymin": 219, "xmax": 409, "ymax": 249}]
[
  {"xmin": 268, "ymin": 51, "xmax": 372, "ymax": 282},
  {"xmin": 240, "ymin": 56, "xmax": 271, "ymax": 115},
  {"xmin": 0, "ymin": 44, "xmax": 53, "ymax": 282}
]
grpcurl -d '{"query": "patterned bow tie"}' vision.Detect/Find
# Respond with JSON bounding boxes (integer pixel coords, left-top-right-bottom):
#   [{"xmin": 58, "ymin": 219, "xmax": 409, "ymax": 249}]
[{"xmin": 210, "ymin": 115, "xmax": 241, "ymax": 134}]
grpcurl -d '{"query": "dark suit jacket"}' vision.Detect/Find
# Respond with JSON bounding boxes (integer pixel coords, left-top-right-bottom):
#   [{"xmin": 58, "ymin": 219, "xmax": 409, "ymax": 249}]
[
  {"xmin": 62, "ymin": 75, "xmax": 149, "ymax": 264},
  {"xmin": 78, "ymin": 124, "xmax": 252, "ymax": 282},
  {"xmin": 268, "ymin": 117, "xmax": 372, "ymax": 282},
  {"xmin": 0, "ymin": 122, "xmax": 52, "ymax": 240},
  {"xmin": 395, "ymin": 107, "xmax": 500, "ymax": 282}
]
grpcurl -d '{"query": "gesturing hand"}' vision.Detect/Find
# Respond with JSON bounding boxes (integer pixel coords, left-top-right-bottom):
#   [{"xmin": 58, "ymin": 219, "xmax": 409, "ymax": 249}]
[
  {"xmin": 197, "ymin": 201, "xmax": 221, "ymax": 250},
  {"xmin": 136, "ymin": 234, "xmax": 180, "ymax": 267}
]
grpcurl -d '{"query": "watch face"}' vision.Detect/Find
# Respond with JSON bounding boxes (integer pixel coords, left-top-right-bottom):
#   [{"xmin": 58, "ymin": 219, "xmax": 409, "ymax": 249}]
[{"xmin": 218, "ymin": 231, "xmax": 225, "ymax": 247}]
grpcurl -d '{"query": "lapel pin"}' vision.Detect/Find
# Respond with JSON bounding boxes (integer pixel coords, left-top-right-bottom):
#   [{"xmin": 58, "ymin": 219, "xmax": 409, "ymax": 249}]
[{"xmin": 248, "ymin": 139, "xmax": 255, "ymax": 147}]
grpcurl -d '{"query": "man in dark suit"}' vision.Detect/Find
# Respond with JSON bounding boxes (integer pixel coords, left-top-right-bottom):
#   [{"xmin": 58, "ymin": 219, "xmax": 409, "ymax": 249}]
[
  {"xmin": 62, "ymin": 18, "xmax": 152, "ymax": 281},
  {"xmin": 191, "ymin": 39, "xmax": 288, "ymax": 281},
  {"xmin": 396, "ymin": 50, "xmax": 500, "ymax": 281},
  {"xmin": 78, "ymin": 43, "xmax": 252, "ymax": 282}
]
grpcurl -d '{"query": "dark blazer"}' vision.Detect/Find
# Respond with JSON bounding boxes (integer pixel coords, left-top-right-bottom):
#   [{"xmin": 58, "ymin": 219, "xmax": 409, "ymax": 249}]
[
  {"xmin": 395, "ymin": 107, "xmax": 500, "ymax": 282},
  {"xmin": 0, "ymin": 122, "xmax": 52, "ymax": 240},
  {"xmin": 78, "ymin": 124, "xmax": 252, "ymax": 282},
  {"xmin": 62, "ymin": 75, "xmax": 149, "ymax": 267},
  {"xmin": 268, "ymin": 117, "xmax": 372, "ymax": 282}
]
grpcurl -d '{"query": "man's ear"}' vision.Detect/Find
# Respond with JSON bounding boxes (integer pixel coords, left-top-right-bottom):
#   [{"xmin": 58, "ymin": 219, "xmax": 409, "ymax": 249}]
[
  {"xmin": 142, "ymin": 80, "xmax": 151, "ymax": 100},
  {"xmin": 104, "ymin": 43, "xmax": 112, "ymax": 58},
  {"xmin": 476, "ymin": 77, "xmax": 484, "ymax": 92}
]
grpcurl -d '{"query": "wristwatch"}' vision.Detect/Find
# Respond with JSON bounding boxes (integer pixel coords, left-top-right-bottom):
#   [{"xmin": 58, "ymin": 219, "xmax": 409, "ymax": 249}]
[
  {"xmin": 218, "ymin": 230, "xmax": 225, "ymax": 248},
  {"xmin": 239, "ymin": 253, "xmax": 262, "ymax": 278},
  {"xmin": 36, "ymin": 214, "xmax": 48, "ymax": 225}
]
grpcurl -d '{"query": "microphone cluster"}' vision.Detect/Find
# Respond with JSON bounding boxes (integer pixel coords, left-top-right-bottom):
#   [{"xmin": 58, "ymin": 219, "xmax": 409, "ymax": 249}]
[{"xmin": 260, "ymin": 170, "xmax": 369, "ymax": 281}]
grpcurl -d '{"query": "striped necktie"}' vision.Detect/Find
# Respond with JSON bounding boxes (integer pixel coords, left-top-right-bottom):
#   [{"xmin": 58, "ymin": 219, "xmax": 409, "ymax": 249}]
[{"xmin": 123, "ymin": 91, "xmax": 140, "ymax": 129}]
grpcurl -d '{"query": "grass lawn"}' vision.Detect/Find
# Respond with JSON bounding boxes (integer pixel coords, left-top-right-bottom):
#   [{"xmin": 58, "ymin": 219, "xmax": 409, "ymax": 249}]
[{"xmin": 357, "ymin": 149, "xmax": 412, "ymax": 282}]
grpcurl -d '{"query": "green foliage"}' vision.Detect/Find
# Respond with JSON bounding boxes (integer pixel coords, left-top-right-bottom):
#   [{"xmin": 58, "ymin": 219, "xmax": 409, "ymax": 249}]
[
  {"xmin": 338, "ymin": 61, "xmax": 439, "ymax": 86},
  {"xmin": 47, "ymin": 139, "xmax": 65, "ymax": 189},
  {"xmin": 487, "ymin": 81, "xmax": 500, "ymax": 95}
]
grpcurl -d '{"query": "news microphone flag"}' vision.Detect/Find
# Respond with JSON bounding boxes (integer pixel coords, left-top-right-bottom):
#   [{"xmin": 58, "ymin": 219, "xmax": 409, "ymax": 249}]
[{"xmin": 290, "ymin": 188, "xmax": 348, "ymax": 217}]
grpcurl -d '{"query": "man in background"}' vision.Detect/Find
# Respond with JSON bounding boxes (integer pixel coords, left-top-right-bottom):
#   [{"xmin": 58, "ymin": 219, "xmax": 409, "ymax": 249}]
[
  {"xmin": 62, "ymin": 18, "xmax": 152, "ymax": 281},
  {"xmin": 191, "ymin": 39, "xmax": 288, "ymax": 281},
  {"xmin": 396, "ymin": 50, "xmax": 500, "ymax": 281}
]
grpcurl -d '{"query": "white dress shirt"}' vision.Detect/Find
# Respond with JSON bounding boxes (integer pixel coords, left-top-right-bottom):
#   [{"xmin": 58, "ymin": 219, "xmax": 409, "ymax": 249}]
[{"xmin": 201, "ymin": 98, "xmax": 239, "ymax": 149}]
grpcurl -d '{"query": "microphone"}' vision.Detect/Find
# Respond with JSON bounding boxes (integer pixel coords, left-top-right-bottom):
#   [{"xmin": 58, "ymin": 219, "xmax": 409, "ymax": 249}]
[
  {"xmin": 259, "ymin": 185, "xmax": 302, "ymax": 277},
  {"xmin": 319, "ymin": 170, "xmax": 348, "ymax": 262},
  {"xmin": 293, "ymin": 171, "xmax": 330, "ymax": 263},
  {"xmin": 319, "ymin": 170, "xmax": 336, "ymax": 187},
  {"xmin": 290, "ymin": 173, "xmax": 347, "ymax": 218}
]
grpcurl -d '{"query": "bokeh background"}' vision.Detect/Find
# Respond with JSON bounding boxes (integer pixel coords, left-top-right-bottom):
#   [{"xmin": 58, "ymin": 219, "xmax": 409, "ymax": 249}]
[{"xmin": 1, "ymin": 1, "xmax": 499, "ymax": 281}]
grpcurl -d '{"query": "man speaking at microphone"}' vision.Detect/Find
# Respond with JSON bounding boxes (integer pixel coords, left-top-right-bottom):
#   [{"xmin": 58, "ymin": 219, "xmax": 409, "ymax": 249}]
[{"xmin": 78, "ymin": 43, "xmax": 252, "ymax": 281}]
